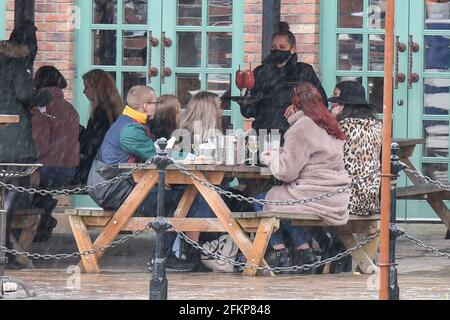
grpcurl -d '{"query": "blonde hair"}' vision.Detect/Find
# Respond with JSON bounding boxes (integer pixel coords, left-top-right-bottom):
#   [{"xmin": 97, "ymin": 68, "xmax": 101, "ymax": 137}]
[
  {"xmin": 179, "ymin": 91, "xmax": 222, "ymax": 142},
  {"xmin": 83, "ymin": 69, "xmax": 123, "ymax": 126},
  {"xmin": 153, "ymin": 94, "xmax": 181, "ymax": 139}
]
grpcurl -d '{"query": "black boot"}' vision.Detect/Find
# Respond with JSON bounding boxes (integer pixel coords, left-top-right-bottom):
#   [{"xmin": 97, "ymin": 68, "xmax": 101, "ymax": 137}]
[
  {"xmin": 291, "ymin": 248, "xmax": 317, "ymax": 274},
  {"xmin": 265, "ymin": 248, "xmax": 291, "ymax": 274}
]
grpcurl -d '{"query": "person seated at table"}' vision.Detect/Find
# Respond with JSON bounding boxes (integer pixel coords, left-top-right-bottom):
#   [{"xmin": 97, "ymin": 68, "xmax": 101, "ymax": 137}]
[
  {"xmin": 150, "ymin": 94, "xmax": 181, "ymax": 140},
  {"xmin": 87, "ymin": 85, "xmax": 214, "ymax": 272},
  {"xmin": 30, "ymin": 66, "xmax": 80, "ymax": 242},
  {"xmin": 255, "ymin": 83, "xmax": 351, "ymax": 274},
  {"xmin": 328, "ymin": 81, "xmax": 382, "ymax": 216}
]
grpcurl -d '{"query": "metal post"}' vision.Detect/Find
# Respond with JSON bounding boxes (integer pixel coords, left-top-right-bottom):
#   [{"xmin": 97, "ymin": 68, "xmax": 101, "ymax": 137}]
[
  {"xmin": 388, "ymin": 143, "xmax": 403, "ymax": 300},
  {"xmin": 150, "ymin": 138, "xmax": 173, "ymax": 301}
]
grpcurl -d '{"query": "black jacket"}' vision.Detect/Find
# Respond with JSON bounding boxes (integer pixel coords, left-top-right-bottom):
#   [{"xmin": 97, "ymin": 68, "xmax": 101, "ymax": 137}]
[
  {"xmin": 74, "ymin": 106, "xmax": 112, "ymax": 185},
  {"xmin": 0, "ymin": 42, "xmax": 38, "ymax": 162},
  {"xmin": 240, "ymin": 53, "xmax": 327, "ymax": 138}
]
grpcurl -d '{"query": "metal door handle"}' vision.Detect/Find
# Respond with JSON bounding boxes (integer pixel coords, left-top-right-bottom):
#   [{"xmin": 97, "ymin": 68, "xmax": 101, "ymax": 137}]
[
  {"xmin": 147, "ymin": 32, "xmax": 160, "ymax": 83},
  {"xmin": 395, "ymin": 36, "xmax": 406, "ymax": 89},
  {"xmin": 408, "ymin": 35, "xmax": 420, "ymax": 88},
  {"xmin": 161, "ymin": 32, "xmax": 173, "ymax": 84}
]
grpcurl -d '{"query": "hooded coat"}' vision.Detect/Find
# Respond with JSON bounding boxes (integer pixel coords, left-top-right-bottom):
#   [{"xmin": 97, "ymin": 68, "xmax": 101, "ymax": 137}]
[
  {"xmin": 240, "ymin": 53, "xmax": 328, "ymax": 138},
  {"xmin": 0, "ymin": 42, "xmax": 37, "ymax": 162},
  {"xmin": 263, "ymin": 111, "xmax": 351, "ymax": 226}
]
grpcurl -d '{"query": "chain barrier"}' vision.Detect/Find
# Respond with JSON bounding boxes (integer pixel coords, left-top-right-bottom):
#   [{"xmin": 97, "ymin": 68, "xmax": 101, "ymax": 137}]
[
  {"xmin": 399, "ymin": 161, "xmax": 450, "ymax": 191},
  {"xmin": 172, "ymin": 224, "xmax": 380, "ymax": 273},
  {"xmin": 171, "ymin": 162, "xmax": 381, "ymax": 207},
  {"xmin": 397, "ymin": 227, "xmax": 450, "ymax": 260},
  {"xmin": 0, "ymin": 160, "xmax": 153, "ymax": 197},
  {"xmin": 0, "ymin": 224, "xmax": 151, "ymax": 260}
]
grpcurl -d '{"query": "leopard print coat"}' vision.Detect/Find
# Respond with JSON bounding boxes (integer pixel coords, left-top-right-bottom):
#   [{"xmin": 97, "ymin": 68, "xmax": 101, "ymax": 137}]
[{"xmin": 339, "ymin": 118, "xmax": 382, "ymax": 216}]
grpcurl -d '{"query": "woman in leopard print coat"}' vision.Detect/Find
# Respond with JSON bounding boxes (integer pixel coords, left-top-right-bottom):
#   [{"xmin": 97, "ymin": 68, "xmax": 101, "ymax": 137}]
[{"xmin": 328, "ymin": 81, "xmax": 382, "ymax": 216}]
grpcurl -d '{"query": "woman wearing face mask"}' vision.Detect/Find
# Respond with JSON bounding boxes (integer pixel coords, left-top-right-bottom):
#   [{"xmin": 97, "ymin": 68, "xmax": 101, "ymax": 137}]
[{"xmin": 239, "ymin": 22, "xmax": 328, "ymax": 139}]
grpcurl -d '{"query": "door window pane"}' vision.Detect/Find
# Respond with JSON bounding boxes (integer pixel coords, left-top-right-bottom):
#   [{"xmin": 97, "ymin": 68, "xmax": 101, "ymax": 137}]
[
  {"xmin": 368, "ymin": 77, "xmax": 384, "ymax": 113},
  {"xmin": 369, "ymin": 34, "xmax": 385, "ymax": 71},
  {"xmin": 336, "ymin": 76, "xmax": 363, "ymax": 84},
  {"xmin": 425, "ymin": 35, "xmax": 450, "ymax": 72},
  {"xmin": 208, "ymin": 33, "xmax": 232, "ymax": 68},
  {"xmin": 123, "ymin": 72, "xmax": 146, "ymax": 99},
  {"xmin": 423, "ymin": 121, "xmax": 449, "ymax": 157},
  {"xmin": 209, "ymin": 0, "xmax": 233, "ymax": 26},
  {"xmin": 425, "ymin": 0, "xmax": 450, "ymax": 29},
  {"xmin": 422, "ymin": 163, "xmax": 449, "ymax": 184},
  {"xmin": 177, "ymin": 32, "xmax": 201, "ymax": 67},
  {"xmin": 178, "ymin": 0, "xmax": 202, "ymax": 26},
  {"xmin": 424, "ymin": 78, "xmax": 450, "ymax": 115},
  {"xmin": 123, "ymin": 0, "xmax": 148, "ymax": 24},
  {"xmin": 338, "ymin": 0, "xmax": 363, "ymax": 28},
  {"xmin": 177, "ymin": 74, "xmax": 201, "ymax": 107},
  {"xmin": 93, "ymin": 0, "xmax": 117, "ymax": 24},
  {"xmin": 207, "ymin": 74, "xmax": 231, "ymax": 105},
  {"xmin": 123, "ymin": 31, "xmax": 147, "ymax": 66},
  {"xmin": 93, "ymin": 30, "xmax": 117, "ymax": 65},
  {"xmin": 338, "ymin": 34, "xmax": 363, "ymax": 70},
  {"xmin": 368, "ymin": 0, "xmax": 386, "ymax": 29}
]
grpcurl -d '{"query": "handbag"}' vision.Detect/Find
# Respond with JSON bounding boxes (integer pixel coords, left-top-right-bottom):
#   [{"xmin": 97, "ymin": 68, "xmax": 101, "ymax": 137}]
[{"xmin": 200, "ymin": 234, "xmax": 239, "ymax": 273}]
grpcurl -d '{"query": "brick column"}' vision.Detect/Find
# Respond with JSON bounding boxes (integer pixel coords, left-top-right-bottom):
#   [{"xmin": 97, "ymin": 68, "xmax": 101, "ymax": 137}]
[{"xmin": 6, "ymin": 0, "xmax": 77, "ymax": 103}]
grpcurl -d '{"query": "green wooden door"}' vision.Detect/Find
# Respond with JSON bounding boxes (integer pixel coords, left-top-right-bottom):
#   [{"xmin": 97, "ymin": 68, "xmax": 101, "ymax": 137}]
[
  {"xmin": 321, "ymin": 0, "xmax": 449, "ymax": 221},
  {"xmin": 76, "ymin": 0, "xmax": 244, "ymax": 128},
  {"xmin": 74, "ymin": 0, "xmax": 243, "ymax": 208},
  {"xmin": 405, "ymin": 0, "xmax": 450, "ymax": 220},
  {"xmin": 0, "ymin": 0, "xmax": 6, "ymax": 40}
]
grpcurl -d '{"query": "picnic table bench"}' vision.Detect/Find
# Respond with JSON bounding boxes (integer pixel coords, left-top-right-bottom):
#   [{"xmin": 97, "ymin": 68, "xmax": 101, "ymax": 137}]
[
  {"xmin": 66, "ymin": 163, "xmax": 380, "ymax": 276},
  {"xmin": 394, "ymin": 138, "xmax": 450, "ymax": 239}
]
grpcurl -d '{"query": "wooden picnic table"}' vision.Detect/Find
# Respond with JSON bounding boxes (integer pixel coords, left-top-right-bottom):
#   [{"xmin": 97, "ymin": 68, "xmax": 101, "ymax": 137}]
[
  {"xmin": 76, "ymin": 163, "xmax": 274, "ymax": 276},
  {"xmin": 0, "ymin": 115, "xmax": 19, "ymax": 128},
  {"xmin": 394, "ymin": 138, "xmax": 450, "ymax": 238}
]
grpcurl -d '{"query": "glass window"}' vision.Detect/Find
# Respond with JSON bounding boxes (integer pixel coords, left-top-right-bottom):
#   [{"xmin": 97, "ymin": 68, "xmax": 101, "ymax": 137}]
[
  {"xmin": 123, "ymin": 72, "xmax": 146, "ymax": 99},
  {"xmin": 209, "ymin": 0, "xmax": 233, "ymax": 26},
  {"xmin": 123, "ymin": 0, "xmax": 148, "ymax": 24},
  {"xmin": 369, "ymin": 34, "xmax": 385, "ymax": 71},
  {"xmin": 177, "ymin": 73, "xmax": 201, "ymax": 108},
  {"xmin": 338, "ymin": 0, "xmax": 363, "ymax": 28},
  {"xmin": 423, "ymin": 120, "xmax": 449, "ymax": 157},
  {"xmin": 178, "ymin": 0, "xmax": 202, "ymax": 26},
  {"xmin": 208, "ymin": 32, "xmax": 232, "ymax": 68},
  {"xmin": 93, "ymin": 0, "xmax": 117, "ymax": 24},
  {"xmin": 425, "ymin": 0, "xmax": 450, "ymax": 30},
  {"xmin": 93, "ymin": 30, "xmax": 117, "ymax": 65},
  {"xmin": 368, "ymin": 0, "xmax": 386, "ymax": 29},
  {"xmin": 338, "ymin": 34, "xmax": 363, "ymax": 70},
  {"xmin": 177, "ymin": 32, "xmax": 202, "ymax": 67},
  {"xmin": 424, "ymin": 78, "xmax": 450, "ymax": 115},
  {"xmin": 123, "ymin": 31, "xmax": 147, "ymax": 66}
]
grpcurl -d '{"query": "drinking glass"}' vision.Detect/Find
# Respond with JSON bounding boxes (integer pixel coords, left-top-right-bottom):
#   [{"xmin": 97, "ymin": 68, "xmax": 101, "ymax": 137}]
[{"xmin": 247, "ymin": 136, "xmax": 259, "ymax": 167}]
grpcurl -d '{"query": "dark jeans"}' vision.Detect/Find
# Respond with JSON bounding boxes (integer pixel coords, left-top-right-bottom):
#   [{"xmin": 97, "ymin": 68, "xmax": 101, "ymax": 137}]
[
  {"xmin": 40, "ymin": 167, "xmax": 77, "ymax": 187},
  {"xmin": 254, "ymin": 192, "xmax": 312, "ymax": 248}
]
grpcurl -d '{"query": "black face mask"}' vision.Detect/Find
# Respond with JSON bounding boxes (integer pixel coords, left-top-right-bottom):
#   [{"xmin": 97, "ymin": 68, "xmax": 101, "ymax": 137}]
[{"xmin": 270, "ymin": 49, "xmax": 292, "ymax": 64}]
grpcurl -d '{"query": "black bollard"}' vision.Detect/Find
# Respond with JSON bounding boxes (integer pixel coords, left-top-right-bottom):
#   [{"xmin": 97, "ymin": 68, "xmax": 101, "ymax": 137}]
[
  {"xmin": 150, "ymin": 138, "xmax": 173, "ymax": 301},
  {"xmin": 388, "ymin": 143, "xmax": 404, "ymax": 300}
]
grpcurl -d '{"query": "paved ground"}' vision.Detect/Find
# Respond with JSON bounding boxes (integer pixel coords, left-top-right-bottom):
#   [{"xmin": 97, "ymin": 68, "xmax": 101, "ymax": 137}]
[{"xmin": 2, "ymin": 223, "xmax": 449, "ymax": 300}]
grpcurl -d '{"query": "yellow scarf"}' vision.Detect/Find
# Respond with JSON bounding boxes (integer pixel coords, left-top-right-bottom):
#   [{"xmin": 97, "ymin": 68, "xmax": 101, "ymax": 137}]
[{"xmin": 122, "ymin": 105, "xmax": 148, "ymax": 125}]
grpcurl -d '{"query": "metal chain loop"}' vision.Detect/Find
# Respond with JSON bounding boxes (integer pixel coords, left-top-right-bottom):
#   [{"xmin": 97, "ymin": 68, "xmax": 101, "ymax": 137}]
[
  {"xmin": 400, "ymin": 161, "xmax": 450, "ymax": 191},
  {"xmin": 397, "ymin": 227, "xmax": 450, "ymax": 260},
  {"xmin": 171, "ymin": 162, "xmax": 381, "ymax": 206},
  {"xmin": 171, "ymin": 222, "xmax": 380, "ymax": 273},
  {"xmin": 0, "ymin": 224, "xmax": 151, "ymax": 260},
  {"xmin": 0, "ymin": 160, "xmax": 153, "ymax": 197}
]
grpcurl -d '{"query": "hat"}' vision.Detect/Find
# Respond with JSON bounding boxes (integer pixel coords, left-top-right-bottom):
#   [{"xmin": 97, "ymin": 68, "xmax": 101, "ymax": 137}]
[{"xmin": 327, "ymin": 81, "xmax": 373, "ymax": 106}]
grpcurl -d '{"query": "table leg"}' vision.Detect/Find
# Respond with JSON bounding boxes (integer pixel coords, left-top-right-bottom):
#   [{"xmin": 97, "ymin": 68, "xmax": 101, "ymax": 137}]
[
  {"xmin": 69, "ymin": 215, "xmax": 100, "ymax": 273},
  {"xmin": 87, "ymin": 172, "xmax": 158, "ymax": 271},
  {"xmin": 426, "ymin": 194, "xmax": 450, "ymax": 237},
  {"xmin": 191, "ymin": 172, "xmax": 272, "ymax": 275},
  {"xmin": 339, "ymin": 233, "xmax": 379, "ymax": 274},
  {"xmin": 174, "ymin": 186, "xmax": 198, "ymax": 218}
]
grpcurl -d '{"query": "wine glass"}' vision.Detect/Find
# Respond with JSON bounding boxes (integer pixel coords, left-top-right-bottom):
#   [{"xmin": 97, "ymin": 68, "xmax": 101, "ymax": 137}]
[{"xmin": 247, "ymin": 135, "xmax": 259, "ymax": 167}]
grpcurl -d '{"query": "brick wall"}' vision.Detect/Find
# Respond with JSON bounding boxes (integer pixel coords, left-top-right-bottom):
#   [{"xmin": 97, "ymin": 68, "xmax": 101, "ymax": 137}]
[
  {"xmin": 6, "ymin": 0, "xmax": 77, "ymax": 103},
  {"xmin": 5, "ymin": 0, "xmax": 321, "ymax": 100},
  {"xmin": 244, "ymin": 0, "xmax": 321, "ymax": 75}
]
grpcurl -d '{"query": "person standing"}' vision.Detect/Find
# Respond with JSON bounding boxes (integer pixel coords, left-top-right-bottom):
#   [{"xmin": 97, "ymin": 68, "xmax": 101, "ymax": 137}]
[{"xmin": 239, "ymin": 22, "xmax": 328, "ymax": 139}]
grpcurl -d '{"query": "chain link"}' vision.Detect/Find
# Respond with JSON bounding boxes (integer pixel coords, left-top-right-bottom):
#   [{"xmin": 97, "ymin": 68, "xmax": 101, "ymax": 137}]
[
  {"xmin": 0, "ymin": 224, "xmax": 151, "ymax": 260},
  {"xmin": 397, "ymin": 227, "xmax": 450, "ymax": 260},
  {"xmin": 171, "ymin": 223, "xmax": 380, "ymax": 273},
  {"xmin": 400, "ymin": 161, "xmax": 450, "ymax": 191},
  {"xmin": 0, "ymin": 160, "xmax": 153, "ymax": 197},
  {"xmin": 172, "ymin": 162, "xmax": 381, "ymax": 206}
]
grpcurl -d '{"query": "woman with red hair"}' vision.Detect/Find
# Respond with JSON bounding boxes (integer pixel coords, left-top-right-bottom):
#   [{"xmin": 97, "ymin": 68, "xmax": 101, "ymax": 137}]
[{"xmin": 254, "ymin": 83, "xmax": 351, "ymax": 274}]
